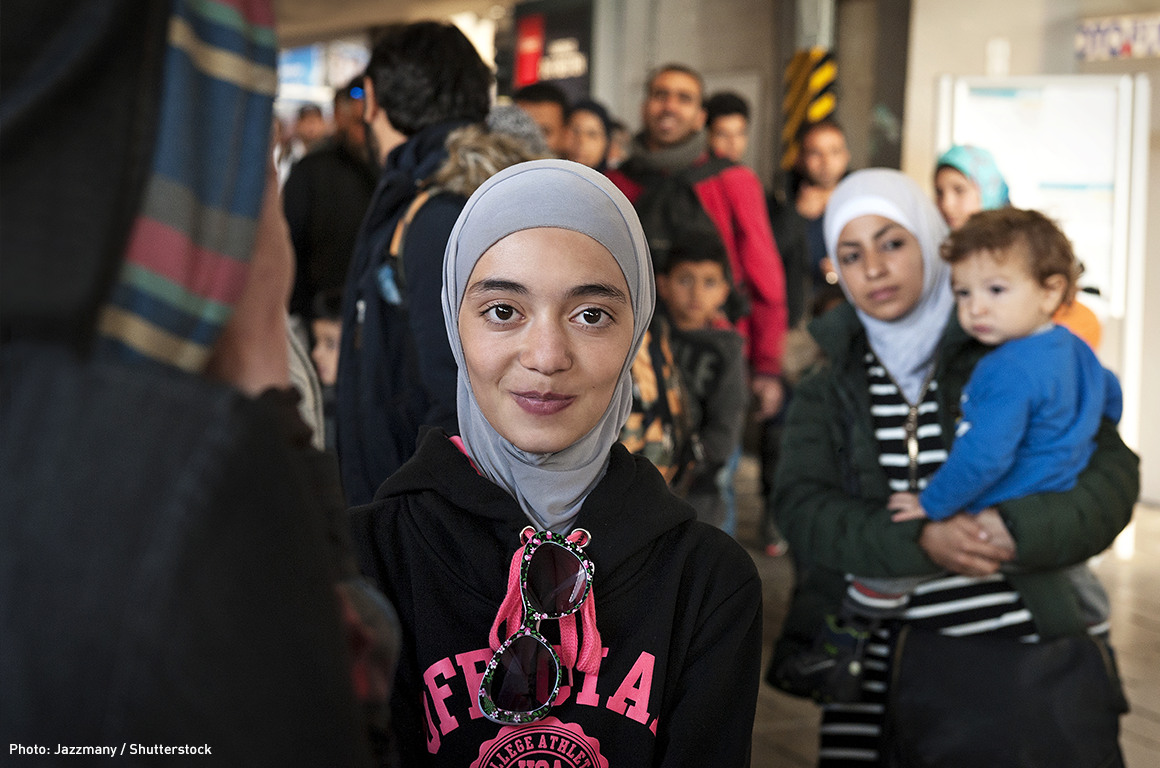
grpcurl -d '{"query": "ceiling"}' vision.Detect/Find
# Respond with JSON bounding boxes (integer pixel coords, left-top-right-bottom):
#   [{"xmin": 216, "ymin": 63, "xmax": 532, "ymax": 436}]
[{"xmin": 273, "ymin": 0, "xmax": 509, "ymax": 47}]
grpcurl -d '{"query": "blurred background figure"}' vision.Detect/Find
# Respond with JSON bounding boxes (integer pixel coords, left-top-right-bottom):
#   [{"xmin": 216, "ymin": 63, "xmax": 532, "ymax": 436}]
[
  {"xmin": 795, "ymin": 119, "xmax": 851, "ymax": 289},
  {"xmin": 273, "ymin": 114, "xmax": 295, "ymax": 186},
  {"xmin": 294, "ymin": 103, "xmax": 330, "ymax": 155},
  {"xmin": 606, "ymin": 118, "xmax": 631, "ymax": 169},
  {"xmin": 311, "ymin": 289, "xmax": 343, "ymax": 453},
  {"xmin": 933, "ymin": 144, "xmax": 1010, "ymax": 231},
  {"xmin": 656, "ymin": 234, "xmax": 749, "ymax": 534},
  {"xmin": 513, "ymin": 81, "xmax": 570, "ymax": 156},
  {"xmin": 934, "ymin": 144, "xmax": 1101, "ymax": 349},
  {"xmin": 705, "ymin": 91, "xmax": 751, "ymax": 164},
  {"xmin": 338, "ymin": 21, "xmax": 494, "ymax": 506},
  {"xmin": 759, "ymin": 118, "xmax": 851, "ymax": 559},
  {"xmin": 283, "ymin": 76, "xmax": 378, "ymax": 323},
  {"xmin": 486, "ymin": 103, "xmax": 551, "ymax": 156},
  {"xmin": 565, "ymin": 98, "xmax": 614, "ymax": 170}
]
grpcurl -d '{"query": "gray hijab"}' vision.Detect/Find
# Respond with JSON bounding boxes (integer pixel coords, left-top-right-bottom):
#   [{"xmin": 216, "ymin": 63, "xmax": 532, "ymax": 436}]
[
  {"xmin": 441, "ymin": 159, "xmax": 655, "ymax": 532},
  {"xmin": 823, "ymin": 169, "xmax": 953, "ymax": 403}
]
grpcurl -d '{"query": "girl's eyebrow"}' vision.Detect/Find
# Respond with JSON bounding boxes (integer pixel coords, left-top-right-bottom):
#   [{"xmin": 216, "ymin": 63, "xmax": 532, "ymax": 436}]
[
  {"xmin": 568, "ymin": 283, "xmax": 628, "ymax": 304},
  {"xmin": 874, "ymin": 222, "xmax": 902, "ymax": 240},
  {"xmin": 465, "ymin": 278, "xmax": 527, "ymax": 298},
  {"xmin": 465, "ymin": 279, "xmax": 628, "ymax": 305}
]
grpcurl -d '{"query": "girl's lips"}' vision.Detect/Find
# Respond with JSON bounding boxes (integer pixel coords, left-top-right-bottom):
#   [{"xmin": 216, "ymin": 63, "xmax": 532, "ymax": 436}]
[
  {"xmin": 512, "ymin": 391, "xmax": 575, "ymax": 416},
  {"xmin": 867, "ymin": 286, "xmax": 898, "ymax": 303}
]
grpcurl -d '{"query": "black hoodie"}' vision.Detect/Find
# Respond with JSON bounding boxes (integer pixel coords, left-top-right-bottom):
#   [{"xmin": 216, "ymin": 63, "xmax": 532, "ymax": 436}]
[{"xmin": 351, "ymin": 428, "xmax": 762, "ymax": 766}]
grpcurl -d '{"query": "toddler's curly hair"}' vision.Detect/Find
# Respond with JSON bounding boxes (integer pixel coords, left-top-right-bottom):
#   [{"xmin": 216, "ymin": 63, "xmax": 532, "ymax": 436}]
[{"xmin": 942, "ymin": 208, "xmax": 1083, "ymax": 304}]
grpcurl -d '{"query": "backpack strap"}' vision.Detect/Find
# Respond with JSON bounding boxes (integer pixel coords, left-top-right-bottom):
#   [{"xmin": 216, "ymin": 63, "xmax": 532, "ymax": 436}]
[
  {"xmin": 388, "ymin": 188, "xmax": 433, "ymax": 262},
  {"xmin": 385, "ymin": 187, "xmax": 440, "ymax": 296}
]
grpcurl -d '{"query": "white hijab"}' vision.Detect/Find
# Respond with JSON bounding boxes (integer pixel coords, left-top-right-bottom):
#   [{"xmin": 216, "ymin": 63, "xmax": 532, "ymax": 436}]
[
  {"xmin": 823, "ymin": 169, "xmax": 954, "ymax": 403},
  {"xmin": 441, "ymin": 160, "xmax": 655, "ymax": 532}
]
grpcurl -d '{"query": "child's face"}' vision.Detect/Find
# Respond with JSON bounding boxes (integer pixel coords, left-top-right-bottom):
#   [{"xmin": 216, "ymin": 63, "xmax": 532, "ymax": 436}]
[
  {"xmin": 708, "ymin": 114, "xmax": 749, "ymax": 163},
  {"xmin": 656, "ymin": 260, "xmax": 731, "ymax": 330},
  {"xmin": 311, "ymin": 319, "xmax": 342, "ymax": 386},
  {"xmin": 951, "ymin": 245, "xmax": 1066, "ymax": 346}
]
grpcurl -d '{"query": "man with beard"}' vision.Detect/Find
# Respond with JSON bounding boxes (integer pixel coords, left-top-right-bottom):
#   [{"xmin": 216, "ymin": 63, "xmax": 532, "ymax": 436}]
[{"xmin": 606, "ymin": 64, "xmax": 789, "ymax": 425}]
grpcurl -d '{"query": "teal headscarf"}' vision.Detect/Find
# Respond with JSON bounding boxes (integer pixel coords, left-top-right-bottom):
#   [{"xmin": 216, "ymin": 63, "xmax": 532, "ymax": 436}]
[{"xmin": 936, "ymin": 145, "xmax": 1010, "ymax": 210}]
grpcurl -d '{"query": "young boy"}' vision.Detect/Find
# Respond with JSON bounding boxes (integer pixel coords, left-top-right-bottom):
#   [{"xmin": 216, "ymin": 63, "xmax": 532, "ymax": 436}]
[
  {"xmin": 655, "ymin": 234, "xmax": 749, "ymax": 532},
  {"xmin": 780, "ymin": 208, "xmax": 1122, "ymax": 703},
  {"xmin": 704, "ymin": 91, "xmax": 750, "ymax": 164}
]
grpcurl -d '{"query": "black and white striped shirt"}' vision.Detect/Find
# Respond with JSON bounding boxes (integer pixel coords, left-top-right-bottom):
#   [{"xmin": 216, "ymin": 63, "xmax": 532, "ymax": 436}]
[{"xmin": 818, "ymin": 352, "xmax": 1036, "ymax": 766}]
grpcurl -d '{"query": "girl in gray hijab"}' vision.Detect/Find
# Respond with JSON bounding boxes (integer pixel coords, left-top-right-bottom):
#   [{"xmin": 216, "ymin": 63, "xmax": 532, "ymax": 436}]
[
  {"xmin": 442, "ymin": 158, "xmax": 654, "ymax": 533},
  {"xmin": 350, "ymin": 159, "xmax": 762, "ymax": 765}
]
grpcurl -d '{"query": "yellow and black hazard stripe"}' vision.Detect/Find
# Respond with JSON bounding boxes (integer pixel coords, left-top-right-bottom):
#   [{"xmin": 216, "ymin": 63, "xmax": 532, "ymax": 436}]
[{"xmin": 780, "ymin": 47, "xmax": 837, "ymax": 171}]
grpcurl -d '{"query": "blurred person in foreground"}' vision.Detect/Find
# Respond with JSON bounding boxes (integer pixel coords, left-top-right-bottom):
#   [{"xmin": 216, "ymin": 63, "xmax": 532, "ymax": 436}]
[{"xmin": 1, "ymin": 1, "xmax": 387, "ymax": 764}]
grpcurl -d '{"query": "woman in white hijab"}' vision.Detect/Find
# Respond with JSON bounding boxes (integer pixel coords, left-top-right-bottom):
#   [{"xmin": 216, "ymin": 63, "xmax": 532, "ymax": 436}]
[
  {"xmin": 351, "ymin": 160, "xmax": 762, "ymax": 766},
  {"xmin": 770, "ymin": 169, "xmax": 1135, "ymax": 766}
]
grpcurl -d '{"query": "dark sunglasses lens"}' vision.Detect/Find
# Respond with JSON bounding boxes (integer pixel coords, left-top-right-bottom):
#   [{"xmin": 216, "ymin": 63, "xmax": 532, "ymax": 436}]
[
  {"xmin": 525, "ymin": 544, "xmax": 587, "ymax": 615},
  {"xmin": 489, "ymin": 634, "xmax": 559, "ymax": 713}
]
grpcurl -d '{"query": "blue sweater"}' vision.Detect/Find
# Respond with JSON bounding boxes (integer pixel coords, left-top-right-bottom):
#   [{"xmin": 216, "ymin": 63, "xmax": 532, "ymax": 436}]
[{"xmin": 920, "ymin": 325, "xmax": 1122, "ymax": 520}]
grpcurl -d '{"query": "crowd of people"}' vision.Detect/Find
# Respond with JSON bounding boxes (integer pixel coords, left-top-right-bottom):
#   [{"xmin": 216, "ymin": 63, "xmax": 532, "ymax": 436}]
[{"xmin": 1, "ymin": 6, "xmax": 1138, "ymax": 768}]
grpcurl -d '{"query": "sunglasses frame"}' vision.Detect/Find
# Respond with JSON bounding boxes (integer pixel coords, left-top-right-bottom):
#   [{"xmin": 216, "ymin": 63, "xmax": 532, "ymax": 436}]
[{"xmin": 478, "ymin": 529, "xmax": 594, "ymax": 725}]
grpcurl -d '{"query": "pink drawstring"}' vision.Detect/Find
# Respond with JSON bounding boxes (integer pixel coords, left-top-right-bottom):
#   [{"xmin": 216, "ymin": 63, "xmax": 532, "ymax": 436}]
[
  {"xmin": 487, "ymin": 528, "xmax": 603, "ymax": 677},
  {"xmin": 576, "ymin": 586, "xmax": 601, "ymax": 674}
]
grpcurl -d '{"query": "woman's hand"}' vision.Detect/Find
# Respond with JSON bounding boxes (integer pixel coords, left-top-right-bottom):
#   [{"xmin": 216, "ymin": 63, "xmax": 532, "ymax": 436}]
[
  {"xmin": 972, "ymin": 507, "xmax": 1017, "ymax": 553},
  {"xmin": 918, "ymin": 510, "xmax": 1016, "ymax": 576},
  {"xmin": 888, "ymin": 492, "xmax": 927, "ymax": 522}
]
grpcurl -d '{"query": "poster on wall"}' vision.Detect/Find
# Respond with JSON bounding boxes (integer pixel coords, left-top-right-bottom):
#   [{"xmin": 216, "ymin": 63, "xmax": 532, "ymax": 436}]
[{"xmin": 513, "ymin": 0, "xmax": 593, "ymax": 103}]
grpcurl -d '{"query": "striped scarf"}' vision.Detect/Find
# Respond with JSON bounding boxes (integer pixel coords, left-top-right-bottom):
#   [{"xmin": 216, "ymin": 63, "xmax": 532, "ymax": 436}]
[{"xmin": 97, "ymin": 0, "xmax": 277, "ymax": 372}]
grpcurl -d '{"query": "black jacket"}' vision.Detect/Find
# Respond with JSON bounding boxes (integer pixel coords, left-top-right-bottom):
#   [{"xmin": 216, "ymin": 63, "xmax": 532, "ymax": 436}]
[
  {"xmin": 336, "ymin": 121, "xmax": 470, "ymax": 505},
  {"xmin": 351, "ymin": 428, "xmax": 763, "ymax": 766},
  {"xmin": 283, "ymin": 136, "xmax": 378, "ymax": 319}
]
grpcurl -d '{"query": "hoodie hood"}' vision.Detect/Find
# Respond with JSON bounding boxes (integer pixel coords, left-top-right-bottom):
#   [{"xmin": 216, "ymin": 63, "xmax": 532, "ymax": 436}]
[{"xmin": 376, "ymin": 427, "xmax": 694, "ymax": 581}]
